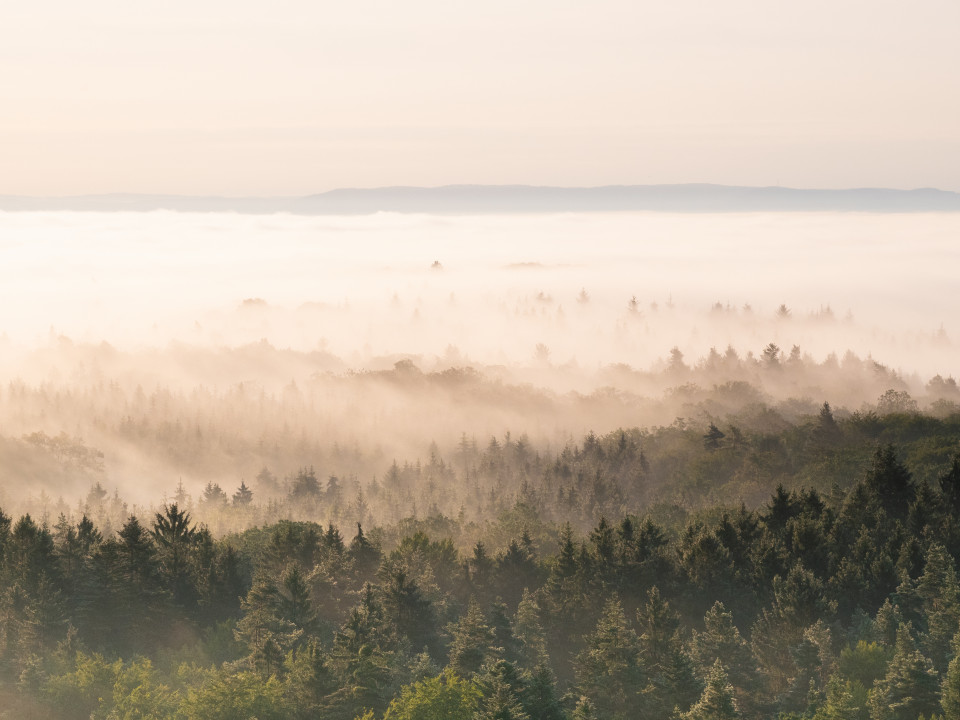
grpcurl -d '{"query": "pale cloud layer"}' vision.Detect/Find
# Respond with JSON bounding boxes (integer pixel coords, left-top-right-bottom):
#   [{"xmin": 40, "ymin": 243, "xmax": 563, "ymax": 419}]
[
  {"xmin": 1, "ymin": 210, "xmax": 956, "ymax": 379},
  {"xmin": 2, "ymin": 0, "xmax": 959, "ymax": 194}
]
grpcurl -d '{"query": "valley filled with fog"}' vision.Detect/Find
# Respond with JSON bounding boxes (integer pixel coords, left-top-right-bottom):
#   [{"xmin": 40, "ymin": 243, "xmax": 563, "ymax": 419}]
[{"xmin": 0, "ymin": 210, "xmax": 957, "ymax": 517}]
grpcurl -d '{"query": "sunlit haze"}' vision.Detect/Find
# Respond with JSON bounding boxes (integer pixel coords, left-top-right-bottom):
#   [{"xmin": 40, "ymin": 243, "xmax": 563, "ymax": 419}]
[{"xmin": 0, "ymin": 209, "xmax": 957, "ymax": 508}]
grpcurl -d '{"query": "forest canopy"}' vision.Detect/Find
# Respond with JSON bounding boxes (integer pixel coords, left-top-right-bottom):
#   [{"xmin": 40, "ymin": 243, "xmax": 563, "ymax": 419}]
[{"xmin": 2, "ymin": 402, "xmax": 960, "ymax": 718}]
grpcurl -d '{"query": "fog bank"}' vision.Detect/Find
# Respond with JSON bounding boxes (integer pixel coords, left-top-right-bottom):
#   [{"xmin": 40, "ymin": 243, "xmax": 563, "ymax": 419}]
[{"xmin": 0, "ymin": 210, "xmax": 957, "ymax": 515}]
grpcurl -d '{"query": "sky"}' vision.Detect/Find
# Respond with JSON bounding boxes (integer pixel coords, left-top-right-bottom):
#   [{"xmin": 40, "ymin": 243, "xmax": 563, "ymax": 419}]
[{"xmin": 2, "ymin": 0, "xmax": 959, "ymax": 196}]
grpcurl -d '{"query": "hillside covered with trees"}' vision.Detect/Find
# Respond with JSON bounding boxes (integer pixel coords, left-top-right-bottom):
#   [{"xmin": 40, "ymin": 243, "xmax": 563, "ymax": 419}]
[{"xmin": 3, "ymin": 409, "xmax": 960, "ymax": 718}]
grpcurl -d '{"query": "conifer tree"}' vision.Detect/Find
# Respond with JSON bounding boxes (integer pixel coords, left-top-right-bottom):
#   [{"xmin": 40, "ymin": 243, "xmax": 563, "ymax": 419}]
[
  {"xmin": 152, "ymin": 504, "xmax": 199, "ymax": 608},
  {"xmin": 812, "ymin": 675, "xmax": 869, "ymax": 720},
  {"xmin": 866, "ymin": 445, "xmax": 915, "ymax": 521},
  {"xmin": 911, "ymin": 544, "xmax": 960, "ymax": 673},
  {"xmin": 324, "ymin": 584, "xmax": 409, "ymax": 718},
  {"xmin": 277, "ymin": 564, "xmax": 319, "ymax": 642},
  {"xmin": 868, "ymin": 623, "xmax": 940, "ymax": 720},
  {"xmin": 571, "ymin": 696, "xmax": 599, "ymax": 720},
  {"xmin": 635, "ymin": 587, "xmax": 701, "ymax": 716},
  {"xmin": 690, "ymin": 601, "xmax": 758, "ymax": 715},
  {"xmin": 522, "ymin": 663, "xmax": 564, "ymax": 720},
  {"xmin": 513, "ymin": 589, "xmax": 549, "ymax": 669},
  {"xmin": 349, "ymin": 523, "xmax": 382, "ymax": 582},
  {"xmin": 574, "ymin": 599, "xmax": 642, "ymax": 719},
  {"xmin": 941, "ymin": 640, "xmax": 960, "ymax": 720},
  {"xmin": 448, "ymin": 598, "xmax": 498, "ymax": 678},
  {"xmin": 233, "ymin": 481, "xmax": 253, "ymax": 506},
  {"xmin": 382, "ymin": 567, "xmax": 439, "ymax": 657},
  {"xmin": 681, "ymin": 659, "xmax": 740, "ymax": 720},
  {"xmin": 235, "ymin": 575, "xmax": 301, "ymax": 676},
  {"xmin": 474, "ymin": 675, "xmax": 530, "ymax": 720}
]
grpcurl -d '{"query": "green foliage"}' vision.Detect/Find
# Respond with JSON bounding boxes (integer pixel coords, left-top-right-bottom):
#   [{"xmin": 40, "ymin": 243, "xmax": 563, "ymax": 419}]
[
  {"xmin": 43, "ymin": 652, "xmax": 121, "ymax": 720},
  {"xmin": 868, "ymin": 624, "xmax": 940, "ymax": 720},
  {"xmin": 681, "ymin": 659, "xmax": 741, "ymax": 720},
  {"xmin": 178, "ymin": 667, "xmax": 288, "ymax": 720},
  {"xmin": 838, "ymin": 641, "xmax": 891, "ymax": 689},
  {"xmin": 7, "ymin": 425, "xmax": 960, "ymax": 720},
  {"xmin": 691, "ymin": 602, "xmax": 758, "ymax": 709},
  {"xmin": 635, "ymin": 586, "xmax": 701, "ymax": 716},
  {"xmin": 812, "ymin": 676, "xmax": 869, "ymax": 720},
  {"xmin": 574, "ymin": 599, "xmax": 642, "ymax": 720},
  {"xmin": 108, "ymin": 656, "xmax": 180, "ymax": 720},
  {"xmin": 447, "ymin": 598, "xmax": 497, "ymax": 678},
  {"xmin": 381, "ymin": 669, "xmax": 480, "ymax": 720},
  {"xmin": 941, "ymin": 648, "xmax": 960, "ymax": 720}
]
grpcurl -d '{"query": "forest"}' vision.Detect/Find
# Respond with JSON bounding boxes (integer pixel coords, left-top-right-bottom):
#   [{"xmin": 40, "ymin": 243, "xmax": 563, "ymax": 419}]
[{"xmin": 3, "ymin": 400, "xmax": 960, "ymax": 719}]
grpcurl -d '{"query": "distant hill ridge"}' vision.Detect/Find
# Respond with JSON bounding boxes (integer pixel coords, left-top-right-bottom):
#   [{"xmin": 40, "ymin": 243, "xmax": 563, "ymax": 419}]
[{"xmin": 2, "ymin": 184, "xmax": 959, "ymax": 214}]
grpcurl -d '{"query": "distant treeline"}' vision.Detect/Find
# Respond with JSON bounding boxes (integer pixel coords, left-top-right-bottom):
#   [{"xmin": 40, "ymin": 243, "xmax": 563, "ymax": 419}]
[{"xmin": 4, "ymin": 184, "xmax": 960, "ymax": 213}]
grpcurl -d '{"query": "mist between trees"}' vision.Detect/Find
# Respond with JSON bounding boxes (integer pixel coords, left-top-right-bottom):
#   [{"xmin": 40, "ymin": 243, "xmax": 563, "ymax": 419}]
[{"xmin": 1, "ymin": 331, "xmax": 958, "ymax": 527}]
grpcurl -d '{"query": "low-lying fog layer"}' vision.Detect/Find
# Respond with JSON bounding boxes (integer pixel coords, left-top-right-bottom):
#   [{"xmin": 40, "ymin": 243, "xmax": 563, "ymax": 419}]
[{"xmin": 0, "ymin": 210, "xmax": 957, "ymax": 514}]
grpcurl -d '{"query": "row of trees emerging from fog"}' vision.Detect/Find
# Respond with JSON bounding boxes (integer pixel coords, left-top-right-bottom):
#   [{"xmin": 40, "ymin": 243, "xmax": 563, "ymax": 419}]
[{"xmin": 4, "ymin": 421, "xmax": 960, "ymax": 718}]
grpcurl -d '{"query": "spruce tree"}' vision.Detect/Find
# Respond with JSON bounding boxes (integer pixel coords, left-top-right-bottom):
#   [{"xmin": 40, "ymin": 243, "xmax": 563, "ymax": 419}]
[
  {"xmin": 941, "ymin": 641, "xmax": 960, "ymax": 720},
  {"xmin": 868, "ymin": 623, "xmax": 940, "ymax": 720},
  {"xmin": 635, "ymin": 587, "xmax": 701, "ymax": 716},
  {"xmin": 690, "ymin": 601, "xmax": 758, "ymax": 713},
  {"xmin": 681, "ymin": 660, "xmax": 740, "ymax": 720},
  {"xmin": 574, "ymin": 599, "xmax": 642, "ymax": 720},
  {"xmin": 448, "ymin": 598, "xmax": 498, "ymax": 678}
]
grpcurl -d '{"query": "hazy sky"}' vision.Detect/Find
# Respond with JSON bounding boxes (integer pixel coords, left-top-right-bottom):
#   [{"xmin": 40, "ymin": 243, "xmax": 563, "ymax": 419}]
[{"xmin": 3, "ymin": 0, "xmax": 959, "ymax": 195}]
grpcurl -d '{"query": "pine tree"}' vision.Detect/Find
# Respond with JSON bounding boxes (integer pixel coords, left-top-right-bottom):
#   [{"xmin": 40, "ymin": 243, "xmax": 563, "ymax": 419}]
[
  {"xmin": 912, "ymin": 544, "xmax": 960, "ymax": 673},
  {"xmin": 681, "ymin": 659, "xmax": 740, "ymax": 720},
  {"xmin": 812, "ymin": 675, "xmax": 869, "ymax": 720},
  {"xmin": 349, "ymin": 524, "xmax": 382, "ymax": 582},
  {"xmin": 574, "ymin": 599, "xmax": 643, "ymax": 719},
  {"xmin": 513, "ymin": 589, "xmax": 549, "ymax": 669},
  {"xmin": 571, "ymin": 696, "xmax": 599, "ymax": 720},
  {"xmin": 635, "ymin": 587, "xmax": 701, "ymax": 716},
  {"xmin": 235, "ymin": 575, "xmax": 301, "ymax": 676},
  {"xmin": 868, "ymin": 623, "xmax": 940, "ymax": 720},
  {"xmin": 474, "ymin": 675, "xmax": 530, "ymax": 720},
  {"xmin": 690, "ymin": 601, "xmax": 757, "ymax": 712},
  {"xmin": 201, "ymin": 482, "xmax": 228, "ymax": 506},
  {"xmin": 469, "ymin": 542, "xmax": 496, "ymax": 604},
  {"xmin": 382, "ymin": 567, "xmax": 439, "ymax": 657},
  {"xmin": 448, "ymin": 598, "xmax": 498, "ymax": 678},
  {"xmin": 813, "ymin": 402, "xmax": 841, "ymax": 446},
  {"xmin": 489, "ymin": 601, "xmax": 520, "ymax": 664},
  {"xmin": 324, "ymin": 584, "xmax": 409, "ymax": 718},
  {"xmin": 866, "ymin": 445, "xmax": 915, "ymax": 521},
  {"xmin": 277, "ymin": 564, "xmax": 319, "ymax": 642},
  {"xmin": 938, "ymin": 452, "xmax": 960, "ymax": 516},
  {"xmin": 473, "ymin": 660, "xmax": 531, "ymax": 720},
  {"xmin": 522, "ymin": 663, "xmax": 564, "ymax": 720},
  {"xmin": 233, "ymin": 481, "xmax": 254, "ymax": 506},
  {"xmin": 86, "ymin": 515, "xmax": 166, "ymax": 655},
  {"xmin": 152, "ymin": 503, "xmax": 199, "ymax": 608},
  {"xmin": 941, "ymin": 640, "xmax": 960, "ymax": 720},
  {"xmin": 496, "ymin": 538, "xmax": 540, "ymax": 609}
]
